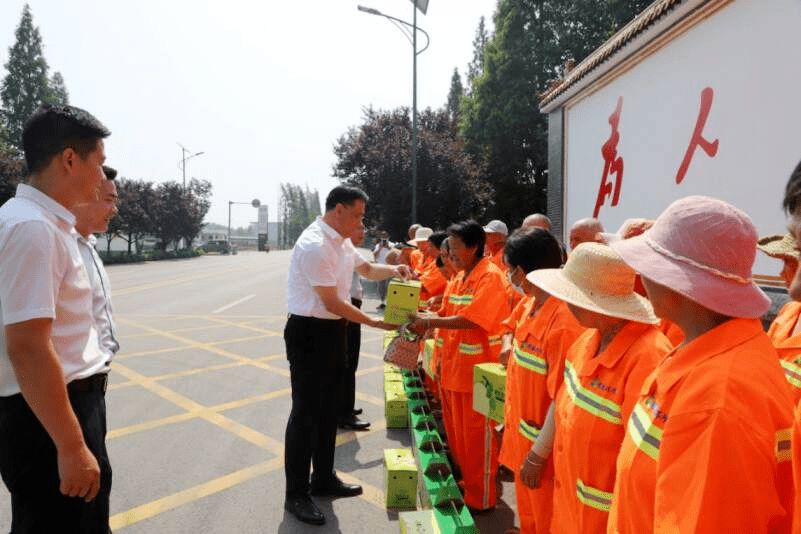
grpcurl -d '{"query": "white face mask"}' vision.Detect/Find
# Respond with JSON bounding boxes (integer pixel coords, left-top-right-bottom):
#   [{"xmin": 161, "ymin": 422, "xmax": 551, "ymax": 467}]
[{"xmin": 508, "ymin": 270, "xmax": 525, "ymax": 295}]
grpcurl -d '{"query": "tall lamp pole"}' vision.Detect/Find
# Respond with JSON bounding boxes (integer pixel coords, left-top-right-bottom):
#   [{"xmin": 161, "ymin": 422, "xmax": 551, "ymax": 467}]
[
  {"xmin": 178, "ymin": 143, "xmax": 204, "ymax": 190},
  {"xmin": 358, "ymin": 2, "xmax": 430, "ymax": 223}
]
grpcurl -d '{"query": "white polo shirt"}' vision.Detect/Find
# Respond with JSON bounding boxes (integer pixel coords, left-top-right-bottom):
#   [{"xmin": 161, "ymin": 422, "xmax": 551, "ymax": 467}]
[
  {"xmin": 0, "ymin": 184, "xmax": 105, "ymax": 397},
  {"xmin": 287, "ymin": 217, "xmax": 367, "ymax": 319},
  {"xmin": 77, "ymin": 234, "xmax": 119, "ymax": 360}
]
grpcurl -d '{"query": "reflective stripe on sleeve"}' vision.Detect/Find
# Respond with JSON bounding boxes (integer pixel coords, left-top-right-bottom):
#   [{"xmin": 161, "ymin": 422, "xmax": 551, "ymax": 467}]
[
  {"xmin": 627, "ymin": 401, "xmax": 663, "ymax": 461},
  {"xmin": 564, "ymin": 361, "xmax": 622, "ymax": 425},
  {"xmin": 780, "ymin": 360, "xmax": 801, "ymax": 390},
  {"xmin": 459, "ymin": 342, "xmax": 483, "ymax": 355},
  {"xmin": 513, "ymin": 340, "xmax": 547, "ymax": 375},
  {"xmin": 518, "ymin": 420, "xmax": 541, "ymax": 442}
]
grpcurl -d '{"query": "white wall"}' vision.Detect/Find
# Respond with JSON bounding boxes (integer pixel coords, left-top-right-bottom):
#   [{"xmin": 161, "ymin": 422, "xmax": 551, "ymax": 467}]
[{"xmin": 563, "ymin": 0, "xmax": 801, "ymax": 275}]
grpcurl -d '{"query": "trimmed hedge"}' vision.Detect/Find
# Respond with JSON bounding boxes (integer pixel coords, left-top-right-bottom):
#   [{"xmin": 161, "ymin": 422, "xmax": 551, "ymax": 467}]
[{"xmin": 98, "ymin": 249, "xmax": 205, "ymax": 265}]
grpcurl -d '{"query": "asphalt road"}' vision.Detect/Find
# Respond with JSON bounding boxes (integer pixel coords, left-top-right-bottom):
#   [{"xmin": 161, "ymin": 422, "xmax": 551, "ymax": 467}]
[{"xmin": 0, "ymin": 250, "xmax": 516, "ymax": 533}]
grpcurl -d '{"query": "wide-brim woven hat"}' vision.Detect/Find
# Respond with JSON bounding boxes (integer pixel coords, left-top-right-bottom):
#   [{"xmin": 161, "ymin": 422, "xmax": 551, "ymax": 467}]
[
  {"xmin": 526, "ymin": 242, "xmax": 657, "ymax": 324},
  {"xmin": 757, "ymin": 233, "xmax": 798, "ymax": 263},
  {"xmin": 610, "ymin": 195, "xmax": 770, "ymax": 318}
]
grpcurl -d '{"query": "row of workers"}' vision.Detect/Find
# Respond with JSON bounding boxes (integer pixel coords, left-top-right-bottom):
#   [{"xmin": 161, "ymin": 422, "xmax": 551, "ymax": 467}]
[{"xmin": 393, "ymin": 158, "xmax": 801, "ymax": 534}]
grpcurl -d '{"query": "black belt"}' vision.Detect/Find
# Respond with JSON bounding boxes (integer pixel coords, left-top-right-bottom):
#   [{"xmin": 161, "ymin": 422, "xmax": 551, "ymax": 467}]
[
  {"xmin": 288, "ymin": 314, "xmax": 347, "ymax": 325},
  {"xmin": 67, "ymin": 373, "xmax": 108, "ymax": 394}
]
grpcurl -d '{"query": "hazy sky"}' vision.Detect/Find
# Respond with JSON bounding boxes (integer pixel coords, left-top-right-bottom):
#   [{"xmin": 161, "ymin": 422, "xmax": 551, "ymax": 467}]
[{"xmin": 0, "ymin": 0, "xmax": 498, "ymax": 228}]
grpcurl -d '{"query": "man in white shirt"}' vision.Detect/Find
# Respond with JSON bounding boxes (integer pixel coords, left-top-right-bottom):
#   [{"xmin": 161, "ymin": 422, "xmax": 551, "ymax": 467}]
[
  {"xmin": 72, "ymin": 168, "xmax": 120, "ymax": 364},
  {"xmin": 284, "ymin": 186, "xmax": 409, "ymax": 526},
  {"xmin": 0, "ymin": 104, "xmax": 112, "ymax": 533}
]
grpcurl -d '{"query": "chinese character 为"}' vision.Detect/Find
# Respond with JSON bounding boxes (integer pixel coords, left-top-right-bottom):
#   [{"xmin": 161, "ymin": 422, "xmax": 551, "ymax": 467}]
[
  {"xmin": 676, "ymin": 87, "xmax": 719, "ymax": 184},
  {"xmin": 593, "ymin": 96, "xmax": 624, "ymax": 218}
]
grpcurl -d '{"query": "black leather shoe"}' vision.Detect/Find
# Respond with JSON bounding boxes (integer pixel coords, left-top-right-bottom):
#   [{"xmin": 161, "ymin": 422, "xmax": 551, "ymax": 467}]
[
  {"xmin": 352, "ymin": 408, "xmax": 363, "ymax": 416},
  {"xmin": 310, "ymin": 475, "xmax": 363, "ymax": 497},
  {"xmin": 337, "ymin": 416, "xmax": 370, "ymax": 431},
  {"xmin": 284, "ymin": 495, "xmax": 325, "ymax": 525}
]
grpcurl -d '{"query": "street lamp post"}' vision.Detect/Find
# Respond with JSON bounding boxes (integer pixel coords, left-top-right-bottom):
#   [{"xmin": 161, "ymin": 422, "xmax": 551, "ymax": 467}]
[
  {"xmin": 228, "ymin": 198, "xmax": 261, "ymax": 253},
  {"xmin": 178, "ymin": 143, "xmax": 204, "ymax": 190},
  {"xmin": 358, "ymin": 3, "xmax": 430, "ymax": 223}
]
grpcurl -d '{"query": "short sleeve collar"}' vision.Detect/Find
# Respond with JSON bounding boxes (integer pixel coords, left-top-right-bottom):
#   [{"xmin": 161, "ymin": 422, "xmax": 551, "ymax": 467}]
[{"xmin": 16, "ymin": 183, "xmax": 76, "ymax": 228}]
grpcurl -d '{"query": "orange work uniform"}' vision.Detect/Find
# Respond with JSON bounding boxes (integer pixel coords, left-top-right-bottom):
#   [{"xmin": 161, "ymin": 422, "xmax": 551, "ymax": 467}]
[
  {"xmin": 489, "ymin": 247, "xmax": 506, "ymax": 272},
  {"xmin": 551, "ymin": 322, "xmax": 670, "ymax": 534},
  {"xmin": 439, "ymin": 257, "xmax": 511, "ymax": 510},
  {"xmin": 418, "ymin": 257, "xmax": 448, "ymax": 305},
  {"xmin": 657, "ymin": 319, "xmax": 684, "ymax": 347},
  {"xmin": 409, "ymin": 248, "xmax": 424, "ymax": 272},
  {"xmin": 792, "ymin": 400, "xmax": 801, "ymax": 534},
  {"xmin": 608, "ymin": 318, "xmax": 794, "ymax": 534},
  {"xmin": 768, "ymin": 301, "xmax": 801, "ymax": 404},
  {"xmin": 498, "ymin": 296, "xmax": 585, "ymax": 534}
]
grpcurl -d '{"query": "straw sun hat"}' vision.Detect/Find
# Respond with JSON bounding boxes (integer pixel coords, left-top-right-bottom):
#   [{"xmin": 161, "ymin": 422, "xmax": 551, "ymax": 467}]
[
  {"xmin": 526, "ymin": 242, "xmax": 657, "ymax": 324},
  {"xmin": 756, "ymin": 233, "xmax": 798, "ymax": 262}
]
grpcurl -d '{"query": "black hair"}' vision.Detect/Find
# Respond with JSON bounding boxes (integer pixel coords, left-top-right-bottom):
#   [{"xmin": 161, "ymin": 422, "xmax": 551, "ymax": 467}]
[
  {"xmin": 435, "ymin": 256, "xmax": 444, "ymax": 268},
  {"xmin": 447, "ymin": 220, "xmax": 485, "ymax": 258},
  {"xmin": 325, "ymin": 185, "xmax": 368, "ymax": 212},
  {"xmin": 783, "ymin": 158, "xmax": 801, "ymax": 215},
  {"xmin": 22, "ymin": 104, "xmax": 110, "ymax": 175},
  {"xmin": 504, "ymin": 228, "xmax": 563, "ymax": 273},
  {"xmin": 102, "ymin": 165, "xmax": 117, "ymax": 180},
  {"xmin": 428, "ymin": 231, "xmax": 447, "ymax": 249}
]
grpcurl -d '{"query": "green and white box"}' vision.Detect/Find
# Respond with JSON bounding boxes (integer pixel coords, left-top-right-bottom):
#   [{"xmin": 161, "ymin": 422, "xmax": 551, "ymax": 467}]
[
  {"xmin": 385, "ymin": 279, "xmax": 422, "ymax": 325},
  {"xmin": 384, "ymin": 449, "xmax": 418, "ymax": 509},
  {"xmin": 472, "ymin": 363, "xmax": 506, "ymax": 423}
]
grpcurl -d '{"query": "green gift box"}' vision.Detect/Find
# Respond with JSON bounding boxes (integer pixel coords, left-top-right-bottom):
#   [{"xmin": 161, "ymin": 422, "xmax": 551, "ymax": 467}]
[
  {"xmin": 385, "ymin": 279, "xmax": 422, "ymax": 325},
  {"xmin": 386, "ymin": 382, "xmax": 409, "ymax": 428},
  {"xmin": 399, "ymin": 509, "xmax": 441, "ymax": 534},
  {"xmin": 472, "ymin": 363, "xmax": 506, "ymax": 423},
  {"xmin": 384, "ymin": 449, "xmax": 418, "ymax": 509}
]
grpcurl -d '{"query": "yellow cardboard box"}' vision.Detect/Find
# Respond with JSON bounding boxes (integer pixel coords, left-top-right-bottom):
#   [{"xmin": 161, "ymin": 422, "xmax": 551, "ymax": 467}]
[
  {"xmin": 422, "ymin": 339, "xmax": 435, "ymax": 377},
  {"xmin": 472, "ymin": 363, "xmax": 506, "ymax": 423},
  {"xmin": 386, "ymin": 382, "xmax": 409, "ymax": 428},
  {"xmin": 384, "ymin": 449, "xmax": 418, "ymax": 509},
  {"xmin": 385, "ymin": 279, "xmax": 422, "ymax": 325}
]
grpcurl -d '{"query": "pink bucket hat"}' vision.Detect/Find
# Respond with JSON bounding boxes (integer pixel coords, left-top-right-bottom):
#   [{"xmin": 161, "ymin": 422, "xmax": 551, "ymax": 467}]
[{"xmin": 610, "ymin": 195, "xmax": 770, "ymax": 318}]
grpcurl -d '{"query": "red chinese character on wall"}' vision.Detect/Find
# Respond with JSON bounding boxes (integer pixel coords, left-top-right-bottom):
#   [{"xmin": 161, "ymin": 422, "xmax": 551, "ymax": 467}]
[
  {"xmin": 593, "ymin": 96, "xmax": 624, "ymax": 218},
  {"xmin": 676, "ymin": 87, "xmax": 719, "ymax": 184}
]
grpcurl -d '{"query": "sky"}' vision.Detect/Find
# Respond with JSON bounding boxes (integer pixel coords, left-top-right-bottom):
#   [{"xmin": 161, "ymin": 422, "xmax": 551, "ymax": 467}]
[{"xmin": 0, "ymin": 0, "xmax": 498, "ymax": 229}]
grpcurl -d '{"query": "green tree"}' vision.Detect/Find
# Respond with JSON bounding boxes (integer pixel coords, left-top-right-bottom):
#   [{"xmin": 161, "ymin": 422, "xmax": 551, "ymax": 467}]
[
  {"xmin": 333, "ymin": 106, "xmax": 490, "ymax": 240},
  {"xmin": 445, "ymin": 68, "xmax": 464, "ymax": 118},
  {"xmin": 46, "ymin": 71, "xmax": 69, "ymax": 105},
  {"xmin": 279, "ymin": 183, "xmax": 320, "ymax": 247},
  {"xmin": 459, "ymin": 0, "xmax": 652, "ymax": 228},
  {"xmin": 466, "ymin": 16, "xmax": 489, "ymax": 91},
  {"xmin": 0, "ymin": 125, "xmax": 25, "ymax": 206},
  {"xmin": 113, "ymin": 178, "xmax": 160, "ymax": 254},
  {"xmin": 1, "ymin": 4, "xmax": 52, "ymax": 149}
]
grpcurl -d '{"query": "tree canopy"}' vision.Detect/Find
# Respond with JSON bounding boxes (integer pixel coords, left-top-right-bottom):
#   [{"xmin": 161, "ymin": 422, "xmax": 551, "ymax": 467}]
[
  {"xmin": 333, "ymin": 106, "xmax": 490, "ymax": 240},
  {"xmin": 279, "ymin": 183, "xmax": 321, "ymax": 247}
]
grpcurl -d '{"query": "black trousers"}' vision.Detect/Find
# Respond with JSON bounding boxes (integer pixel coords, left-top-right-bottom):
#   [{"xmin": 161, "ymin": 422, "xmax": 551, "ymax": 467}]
[
  {"xmin": 337, "ymin": 298, "xmax": 362, "ymax": 420},
  {"xmin": 284, "ymin": 314, "xmax": 347, "ymax": 498},
  {"xmin": 0, "ymin": 381, "xmax": 112, "ymax": 534}
]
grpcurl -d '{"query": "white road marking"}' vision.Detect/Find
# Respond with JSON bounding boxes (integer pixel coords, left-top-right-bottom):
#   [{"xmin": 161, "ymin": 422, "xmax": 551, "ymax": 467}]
[{"xmin": 212, "ymin": 294, "xmax": 256, "ymax": 314}]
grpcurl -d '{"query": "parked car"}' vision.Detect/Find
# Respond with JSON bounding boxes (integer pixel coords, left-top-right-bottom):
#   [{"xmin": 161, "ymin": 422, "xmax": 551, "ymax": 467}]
[{"xmin": 201, "ymin": 240, "xmax": 230, "ymax": 254}]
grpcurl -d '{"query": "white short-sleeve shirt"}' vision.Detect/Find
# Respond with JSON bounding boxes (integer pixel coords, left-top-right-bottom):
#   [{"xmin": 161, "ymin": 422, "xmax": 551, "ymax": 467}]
[
  {"xmin": 287, "ymin": 217, "xmax": 367, "ymax": 319},
  {"xmin": 0, "ymin": 184, "xmax": 105, "ymax": 397},
  {"xmin": 77, "ymin": 234, "xmax": 119, "ymax": 360}
]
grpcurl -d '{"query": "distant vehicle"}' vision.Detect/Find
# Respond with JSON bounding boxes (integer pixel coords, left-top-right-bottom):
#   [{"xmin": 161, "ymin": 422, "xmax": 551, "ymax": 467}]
[{"xmin": 201, "ymin": 240, "xmax": 230, "ymax": 254}]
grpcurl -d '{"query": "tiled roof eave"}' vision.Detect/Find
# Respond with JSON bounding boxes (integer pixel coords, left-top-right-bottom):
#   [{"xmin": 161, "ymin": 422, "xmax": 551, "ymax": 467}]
[{"xmin": 539, "ymin": 0, "xmax": 710, "ymax": 112}]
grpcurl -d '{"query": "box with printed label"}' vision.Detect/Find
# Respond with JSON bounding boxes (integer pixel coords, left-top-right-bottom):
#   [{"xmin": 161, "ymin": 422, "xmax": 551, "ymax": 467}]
[
  {"xmin": 386, "ymin": 382, "xmax": 409, "ymax": 428},
  {"xmin": 399, "ymin": 509, "xmax": 441, "ymax": 534},
  {"xmin": 472, "ymin": 363, "xmax": 506, "ymax": 423},
  {"xmin": 385, "ymin": 279, "xmax": 422, "ymax": 325},
  {"xmin": 384, "ymin": 449, "xmax": 418, "ymax": 509}
]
